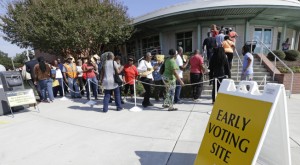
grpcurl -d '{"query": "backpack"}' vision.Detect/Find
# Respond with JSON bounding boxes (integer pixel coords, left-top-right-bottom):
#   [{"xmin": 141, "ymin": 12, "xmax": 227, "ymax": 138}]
[{"xmin": 159, "ymin": 62, "xmax": 165, "ymax": 75}]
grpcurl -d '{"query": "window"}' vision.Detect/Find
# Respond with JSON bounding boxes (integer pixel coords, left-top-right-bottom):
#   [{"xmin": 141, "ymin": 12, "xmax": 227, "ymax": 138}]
[
  {"xmin": 176, "ymin": 31, "xmax": 193, "ymax": 53},
  {"xmin": 141, "ymin": 35, "xmax": 160, "ymax": 55}
]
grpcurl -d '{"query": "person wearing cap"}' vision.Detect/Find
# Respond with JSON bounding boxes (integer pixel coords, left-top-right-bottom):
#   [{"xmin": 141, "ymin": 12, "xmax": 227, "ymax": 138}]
[
  {"xmin": 137, "ymin": 52, "xmax": 154, "ymax": 108},
  {"xmin": 62, "ymin": 56, "xmax": 81, "ymax": 98},
  {"xmin": 123, "ymin": 56, "xmax": 139, "ymax": 101},
  {"xmin": 228, "ymin": 28, "xmax": 238, "ymax": 43},
  {"xmin": 216, "ymin": 29, "xmax": 226, "ymax": 47},
  {"xmin": 162, "ymin": 49, "xmax": 184, "ymax": 111}
]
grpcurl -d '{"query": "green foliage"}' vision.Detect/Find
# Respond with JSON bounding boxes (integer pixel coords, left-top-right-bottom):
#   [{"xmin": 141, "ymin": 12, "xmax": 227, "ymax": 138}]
[
  {"xmin": 0, "ymin": 0, "xmax": 133, "ymax": 57},
  {"xmin": 267, "ymin": 50, "xmax": 285, "ymax": 61},
  {"xmin": 284, "ymin": 50, "xmax": 300, "ymax": 61},
  {"xmin": 278, "ymin": 66, "xmax": 300, "ymax": 73},
  {"xmin": 0, "ymin": 50, "xmax": 14, "ymax": 70},
  {"xmin": 13, "ymin": 51, "xmax": 27, "ymax": 68}
]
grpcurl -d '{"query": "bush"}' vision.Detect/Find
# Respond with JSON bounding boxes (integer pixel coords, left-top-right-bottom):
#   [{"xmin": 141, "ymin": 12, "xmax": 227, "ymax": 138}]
[
  {"xmin": 278, "ymin": 66, "xmax": 300, "ymax": 73},
  {"xmin": 267, "ymin": 50, "xmax": 285, "ymax": 61},
  {"xmin": 285, "ymin": 50, "xmax": 300, "ymax": 61}
]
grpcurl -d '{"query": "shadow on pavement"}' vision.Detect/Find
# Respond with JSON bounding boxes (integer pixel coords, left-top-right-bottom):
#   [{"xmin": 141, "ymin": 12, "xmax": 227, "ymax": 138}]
[{"xmin": 135, "ymin": 151, "xmax": 197, "ymax": 165}]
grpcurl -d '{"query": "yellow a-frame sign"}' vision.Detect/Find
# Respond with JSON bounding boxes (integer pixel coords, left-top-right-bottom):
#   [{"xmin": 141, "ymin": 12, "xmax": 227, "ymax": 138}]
[{"xmin": 194, "ymin": 79, "xmax": 291, "ymax": 165}]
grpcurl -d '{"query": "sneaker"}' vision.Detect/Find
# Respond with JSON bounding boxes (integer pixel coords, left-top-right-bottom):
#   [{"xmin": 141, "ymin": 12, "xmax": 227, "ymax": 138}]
[
  {"xmin": 168, "ymin": 107, "xmax": 178, "ymax": 111},
  {"xmin": 117, "ymin": 107, "xmax": 124, "ymax": 111},
  {"xmin": 194, "ymin": 99, "xmax": 201, "ymax": 103},
  {"xmin": 162, "ymin": 105, "xmax": 169, "ymax": 108},
  {"xmin": 148, "ymin": 103, "xmax": 154, "ymax": 106}
]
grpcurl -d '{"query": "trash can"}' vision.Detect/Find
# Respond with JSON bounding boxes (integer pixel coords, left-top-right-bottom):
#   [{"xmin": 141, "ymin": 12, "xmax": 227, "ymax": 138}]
[
  {"xmin": 245, "ymin": 41, "xmax": 257, "ymax": 52},
  {"xmin": 0, "ymin": 71, "xmax": 25, "ymax": 115}
]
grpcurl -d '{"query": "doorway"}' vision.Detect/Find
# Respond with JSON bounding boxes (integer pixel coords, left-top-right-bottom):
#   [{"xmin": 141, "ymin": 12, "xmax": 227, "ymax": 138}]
[{"xmin": 253, "ymin": 28, "xmax": 273, "ymax": 54}]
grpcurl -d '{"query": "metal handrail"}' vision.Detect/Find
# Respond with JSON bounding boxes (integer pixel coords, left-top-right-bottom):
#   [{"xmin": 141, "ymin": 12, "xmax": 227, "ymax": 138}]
[
  {"xmin": 234, "ymin": 49, "xmax": 243, "ymax": 81},
  {"xmin": 256, "ymin": 40, "xmax": 294, "ymax": 98}
]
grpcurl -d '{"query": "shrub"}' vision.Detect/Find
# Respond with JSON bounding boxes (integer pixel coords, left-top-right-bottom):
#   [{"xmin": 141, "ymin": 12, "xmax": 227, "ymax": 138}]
[
  {"xmin": 267, "ymin": 50, "xmax": 285, "ymax": 61},
  {"xmin": 278, "ymin": 66, "xmax": 300, "ymax": 73},
  {"xmin": 285, "ymin": 50, "xmax": 300, "ymax": 61}
]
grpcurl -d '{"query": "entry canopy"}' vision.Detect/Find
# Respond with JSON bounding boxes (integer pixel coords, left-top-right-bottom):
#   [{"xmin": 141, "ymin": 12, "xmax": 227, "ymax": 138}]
[{"xmin": 134, "ymin": 0, "xmax": 300, "ymax": 29}]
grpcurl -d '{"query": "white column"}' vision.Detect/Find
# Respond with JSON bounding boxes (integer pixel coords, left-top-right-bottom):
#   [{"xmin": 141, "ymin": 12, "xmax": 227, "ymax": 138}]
[
  {"xmin": 295, "ymin": 31, "xmax": 300, "ymax": 50},
  {"xmin": 197, "ymin": 24, "xmax": 202, "ymax": 52},
  {"xmin": 159, "ymin": 32, "xmax": 163, "ymax": 54},
  {"xmin": 280, "ymin": 23, "xmax": 287, "ymax": 50},
  {"xmin": 245, "ymin": 19, "xmax": 250, "ymax": 42}
]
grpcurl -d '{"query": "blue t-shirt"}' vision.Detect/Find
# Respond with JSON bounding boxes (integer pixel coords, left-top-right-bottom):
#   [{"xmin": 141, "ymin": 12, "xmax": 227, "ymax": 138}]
[
  {"xmin": 243, "ymin": 52, "xmax": 253, "ymax": 75},
  {"xmin": 151, "ymin": 60, "xmax": 162, "ymax": 81}
]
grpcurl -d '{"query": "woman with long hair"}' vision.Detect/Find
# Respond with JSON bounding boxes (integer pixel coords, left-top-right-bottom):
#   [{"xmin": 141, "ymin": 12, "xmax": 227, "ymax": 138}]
[
  {"xmin": 208, "ymin": 47, "xmax": 231, "ymax": 104},
  {"xmin": 34, "ymin": 56, "xmax": 54, "ymax": 102}
]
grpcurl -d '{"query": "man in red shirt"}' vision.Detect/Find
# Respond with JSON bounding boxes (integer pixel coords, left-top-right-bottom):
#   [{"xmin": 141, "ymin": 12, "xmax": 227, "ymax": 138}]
[
  {"xmin": 189, "ymin": 50, "xmax": 205, "ymax": 102},
  {"xmin": 228, "ymin": 28, "xmax": 238, "ymax": 43}
]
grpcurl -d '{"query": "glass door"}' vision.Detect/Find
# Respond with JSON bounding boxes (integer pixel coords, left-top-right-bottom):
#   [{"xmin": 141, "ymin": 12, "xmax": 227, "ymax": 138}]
[{"xmin": 253, "ymin": 28, "xmax": 273, "ymax": 54}]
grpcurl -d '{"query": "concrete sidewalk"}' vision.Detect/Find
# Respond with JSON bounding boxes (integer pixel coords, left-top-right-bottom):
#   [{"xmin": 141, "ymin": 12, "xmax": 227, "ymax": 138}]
[{"xmin": 0, "ymin": 94, "xmax": 299, "ymax": 165}]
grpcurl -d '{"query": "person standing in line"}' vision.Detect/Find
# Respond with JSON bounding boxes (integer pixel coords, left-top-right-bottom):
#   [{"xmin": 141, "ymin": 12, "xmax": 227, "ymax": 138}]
[
  {"xmin": 209, "ymin": 47, "xmax": 231, "ymax": 104},
  {"xmin": 62, "ymin": 56, "xmax": 81, "ymax": 98},
  {"xmin": 228, "ymin": 28, "xmax": 238, "ymax": 43},
  {"xmin": 34, "ymin": 57, "xmax": 54, "ymax": 103},
  {"xmin": 211, "ymin": 24, "xmax": 219, "ymax": 38},
  {"xmin": 203, "ymin": 32, "xmax": 217, "ymax": 62},
  {"xmin": 82, "ymin": 57, "xmax": 98, "ymax": 100},
  {"xmin": 57, "ymin": 58, "xmax": 68, "ymax": 94},
  {"xmin": 189, "ymin": 50, "xmax": 205, "ymax": 102},
  {"xmin": 52, "ymin": 60, "xmax": 64, "ymax": 97},
  {"xmin": 282, "ymin": 38, "xmax": 291, "ymax": 51},
  {"xmin": 137, "ymin": 52, "xmax": 154, "ymax": 108},
  {"xmin": 241, "ymin": 45, "xmax": 254, "ymax": 81},
  {"xmin": 25, "ymin": 53, "xmax": 41, "ymax": 100},
  {"xmin": 222, "ymin": 36, "xmax": 235, "ymax": 69},
  {"xmin": 114, "ymin": 56, "xmax": 124, "ymax": 104},
  {"xmin": 151, "ymin": 54, "xmax": 165, "ymax": 102},
  {"xmin": 123, "ymin": 57, "xmax": 139, "ymax": 102},
  {"xmin": 76, "ymin": 59, "xmax": 85, "ymax": 96},
  {"xmin": 100, "ymin": 52, "xmax": 123, "ymax": 112},
  {"xmin": 216, "ymin": 29, "xmax": 226, "ymax": 47},
  {"xmin": 162, "ymin": 49, "xmax": 184, "ymax": 111},
  {"xmin": 174, "ymin": 47, "xmax": 189, "ymax": 104}
]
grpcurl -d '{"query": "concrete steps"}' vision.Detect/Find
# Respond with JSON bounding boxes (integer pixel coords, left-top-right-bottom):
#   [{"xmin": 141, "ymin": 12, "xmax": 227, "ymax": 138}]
[{"xmin": 200, "ymin": 56, "xmax": 275, "ymax": 98}]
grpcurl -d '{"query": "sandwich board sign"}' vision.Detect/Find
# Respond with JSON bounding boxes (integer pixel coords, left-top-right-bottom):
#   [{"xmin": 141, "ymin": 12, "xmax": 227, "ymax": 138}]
[{"xmin": 194, "ymin": 79, "xmax": 291, "ymax": 165}]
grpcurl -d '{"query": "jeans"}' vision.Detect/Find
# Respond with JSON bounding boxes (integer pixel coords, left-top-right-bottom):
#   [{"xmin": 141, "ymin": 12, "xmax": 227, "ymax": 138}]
[
  {"xmin": 140, "ymin": 77, "xmax": 152, "ymax": 106},
  {"xmin": 86, "ymin": 77, "xmax": 98, "ymax": 100},
  {"xmin": 174, "ymin": 78, "xmax": 182, "ymax": 103},
  {"xmin": 190, "ymin": 73, "xmax": 203, "ymax": 99},
  {"xmin": 47, "ymin": 79, "xmax": 55, "ymax": 101},
  {"xmin": 103, "ymin": 87, "xmax": 122, "ymax": 112},
  {"xmin": 38, "ymin": 79, "xmax": 47, "ymax": 101},
  {"xmin": 67, "ymin": 77, "xmax": 80, "ymax": 97}
]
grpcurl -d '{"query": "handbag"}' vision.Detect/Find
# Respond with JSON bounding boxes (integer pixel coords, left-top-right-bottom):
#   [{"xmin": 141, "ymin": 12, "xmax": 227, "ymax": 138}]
[{"xmin": 113, "ymin": 61, "xmax": 123, "ymax": 85}]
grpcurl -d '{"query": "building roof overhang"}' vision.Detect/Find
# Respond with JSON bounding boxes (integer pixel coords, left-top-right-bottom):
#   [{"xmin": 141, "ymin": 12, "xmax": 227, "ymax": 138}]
[{"xmin": 133, "ymin": 0, "xmax": 300, "ymax": 30}]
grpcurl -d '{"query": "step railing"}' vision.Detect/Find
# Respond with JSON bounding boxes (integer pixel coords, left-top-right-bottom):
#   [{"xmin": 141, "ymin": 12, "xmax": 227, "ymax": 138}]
[
  {"xmin": 234, "ymin": 49, "xmax": 243, "ymax": 81},
  {"xmin": 255, "ymin": 40, "xmax": 294, "ymax": 98}
]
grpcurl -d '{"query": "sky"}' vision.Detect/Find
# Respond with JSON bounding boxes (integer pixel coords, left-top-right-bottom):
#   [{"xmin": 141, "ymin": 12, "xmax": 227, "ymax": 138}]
[{"xmin": 0, "ymin": 0, "xmax": 190, "ymax": 57}]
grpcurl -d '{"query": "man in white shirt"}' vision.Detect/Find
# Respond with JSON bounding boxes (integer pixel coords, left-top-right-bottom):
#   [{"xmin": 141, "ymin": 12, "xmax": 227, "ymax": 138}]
[{"xmin": 174, "ymin": 47, "xmax": 188, "ymax": 104}]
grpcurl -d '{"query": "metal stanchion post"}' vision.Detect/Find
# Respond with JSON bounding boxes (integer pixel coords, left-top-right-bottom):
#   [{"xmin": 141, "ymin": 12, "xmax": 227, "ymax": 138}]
[
  {"xmin": 214, "ymin": 78, "xmax": 218, "ymax": 101},
  {"xmin": 129, "ymin": 79, "xmax": 142, "ymax": 112}
]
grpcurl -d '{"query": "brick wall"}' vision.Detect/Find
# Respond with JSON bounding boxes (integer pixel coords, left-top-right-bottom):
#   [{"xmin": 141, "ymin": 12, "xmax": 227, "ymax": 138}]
[{"xmin": 256, "ymin": 54, "xmax": 300, "ymax": 94}]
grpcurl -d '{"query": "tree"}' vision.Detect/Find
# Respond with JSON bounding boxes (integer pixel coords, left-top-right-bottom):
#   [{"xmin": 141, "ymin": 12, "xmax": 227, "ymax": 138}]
[
  {"xmin": 0, "ymin": 50, "xmax": 13, "ymax": 70},
  {"xmin": 13, "ymin": 51, "xmax": 27, "ymax": 68},
  {"xmin": 0, "ymin": 0, "xmax": 133, "ymax": 58}
]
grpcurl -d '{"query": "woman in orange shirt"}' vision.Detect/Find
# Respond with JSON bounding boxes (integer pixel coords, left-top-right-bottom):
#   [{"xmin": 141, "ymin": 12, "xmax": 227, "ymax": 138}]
[
  {"xmin": 123, "ymin": 57, "xmax": 138, "ymax": 101},
  {"xmin": 222, "ymin": 36, "xmax": 235, "ymax": 69}
]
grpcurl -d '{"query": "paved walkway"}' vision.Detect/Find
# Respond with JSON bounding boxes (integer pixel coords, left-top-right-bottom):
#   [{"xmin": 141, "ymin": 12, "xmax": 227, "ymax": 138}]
[{"xmin": 0, "ymin": 94, "xmax": 299, "ymax": 165}]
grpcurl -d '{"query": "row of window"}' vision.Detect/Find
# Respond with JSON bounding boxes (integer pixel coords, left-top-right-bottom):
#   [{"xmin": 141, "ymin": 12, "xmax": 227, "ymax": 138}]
[{"xmin": 126, "ymin": 31, "xmax": 193, "ymax": 58}]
